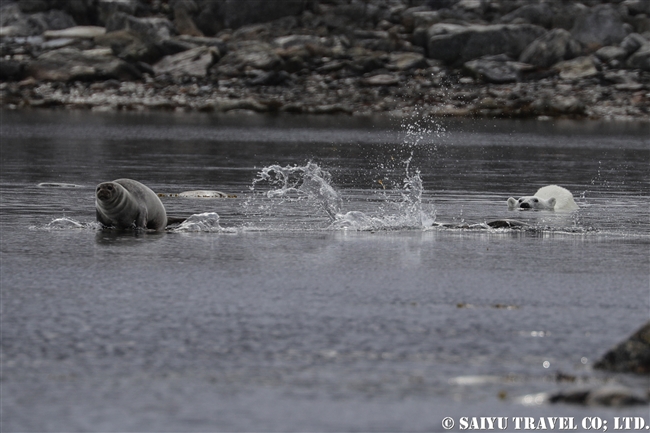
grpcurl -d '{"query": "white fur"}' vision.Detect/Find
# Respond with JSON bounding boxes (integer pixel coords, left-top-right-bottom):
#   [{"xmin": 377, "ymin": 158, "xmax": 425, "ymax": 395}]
[{"xmin": 507, "ymin": 185, "xmax": 579, "ymax": 211}]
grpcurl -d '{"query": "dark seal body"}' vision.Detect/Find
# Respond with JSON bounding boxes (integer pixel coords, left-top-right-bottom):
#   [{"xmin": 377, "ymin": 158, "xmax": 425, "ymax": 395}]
[{"xmin": 95, "ymin": 179, "xmax": 167, "ymax": 230}]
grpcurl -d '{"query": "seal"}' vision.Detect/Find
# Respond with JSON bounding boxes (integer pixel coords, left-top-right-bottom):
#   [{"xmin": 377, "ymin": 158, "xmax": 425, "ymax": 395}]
[{"xmin": 95, "ymin": 178, "xmax": 167, "ymax": 230}]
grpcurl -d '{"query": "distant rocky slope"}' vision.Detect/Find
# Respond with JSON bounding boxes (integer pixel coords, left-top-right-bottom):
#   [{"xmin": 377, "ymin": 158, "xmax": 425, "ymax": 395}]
[{"xmin": 1, "ymin": 0, "xmax": 649, "ymax": 119}]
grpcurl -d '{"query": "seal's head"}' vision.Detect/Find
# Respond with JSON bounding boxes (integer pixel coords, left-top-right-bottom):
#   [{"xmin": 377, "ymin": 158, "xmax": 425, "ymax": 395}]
[
  {"xmin": 507, "ymin": 196, "xmax": 556, "ymax": 210},
  {"xmin": 96, "ymin": 182, "xmax": 119, "ymax": 202}
]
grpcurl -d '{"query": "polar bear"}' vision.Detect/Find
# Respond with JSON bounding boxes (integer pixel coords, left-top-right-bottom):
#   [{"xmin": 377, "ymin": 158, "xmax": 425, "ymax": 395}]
[{"xmin": 507, "ymin": 185, "xmax": 579, "ymax": 211}]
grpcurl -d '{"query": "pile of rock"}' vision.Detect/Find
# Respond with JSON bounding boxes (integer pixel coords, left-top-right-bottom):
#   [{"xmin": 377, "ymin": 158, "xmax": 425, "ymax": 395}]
[{"xmin": 1, "ymin": 0, "xmax": 649, "ymax": 119}]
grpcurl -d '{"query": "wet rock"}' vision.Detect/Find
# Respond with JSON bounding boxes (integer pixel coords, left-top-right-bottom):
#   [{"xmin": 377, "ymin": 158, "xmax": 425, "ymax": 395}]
[
  {"xmin": 550, "ymin": 385, "xmax": 647, "ymax": 407},
  {"xmin": 43, "ymin": 26, "xmax": 106, "ymax": 40},
  {"xmin": 626, "ymin": 43, "xmax": 650, "ymax": 71},
  {"xmin": 464, "ymin": 54, "xmax": 531, "ymax": 84},
  {"xmin": 594, "ymin": 321, "xmax": 650, "ymax": 374},
  {"xmin": 153, "ymin": 46, "xmax": 219, "ymax": 78},
  {"xmin": 25, "ymin": 47, "xmax": 142, "ymax": 81},
  {"xmin": 571, "ymin": 4, "xmax": 629, "ymax": 51},
  {"xmin": 426, "ymin": 23, "xmax": 546, "ymax": 65},
  {"xmin": 553, "ymin": 56, "xmax": 598, "ymax": 80},
  {"xmin": 519, "ymin": 29, "xmax": 583, "ymax": 69}
]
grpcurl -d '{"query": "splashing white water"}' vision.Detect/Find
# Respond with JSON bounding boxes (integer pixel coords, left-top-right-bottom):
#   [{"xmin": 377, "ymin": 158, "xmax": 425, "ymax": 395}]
[{"xmin": 172, "ymin": 212, "xmax": 234, "ymax": 233}]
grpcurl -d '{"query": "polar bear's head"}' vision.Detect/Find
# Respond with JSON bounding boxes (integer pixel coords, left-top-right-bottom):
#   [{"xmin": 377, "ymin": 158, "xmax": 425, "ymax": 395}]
[{"xmin": 507, "ymin": 196, "xmax": 556, "ymax": 210}]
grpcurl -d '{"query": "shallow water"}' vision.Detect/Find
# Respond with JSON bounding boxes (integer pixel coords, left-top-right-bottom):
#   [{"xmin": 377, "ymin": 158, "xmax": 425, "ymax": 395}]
[{"xmin": 1, "ymin": 110, "xmax": 649, "ymax": 432}]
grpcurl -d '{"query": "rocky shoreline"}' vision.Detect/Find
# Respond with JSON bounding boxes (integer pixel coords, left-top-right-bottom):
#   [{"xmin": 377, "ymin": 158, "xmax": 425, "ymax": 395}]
[{"xmin": 1, "ymin": 0, "xmax": 649, "ymax": 120}]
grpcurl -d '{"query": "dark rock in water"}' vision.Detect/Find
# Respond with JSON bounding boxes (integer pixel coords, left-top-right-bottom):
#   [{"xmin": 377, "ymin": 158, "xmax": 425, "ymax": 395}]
[
  {"xmin": 426, "ymin": 23, "xmax": 546, "ymax": 65},
  {"xmin": 626, "ymin": 43, "xmax": 650, "ymax": 71},
  {"xmin": 153, "ymin": 46, "xmax": 219, "ymax": 78},
  {"xmin": 571, "ymin": 4, "xmax": 629, "ymax": 51},
  {"xmin": 519, "ymin": 29, "xmax": 583, "ymax": 69},
  {"xmin": 550, "ymin": 385, "xmax": 647, "ymax": 407},
  {"xmin": 594, "ymin": 321, "xmax": 650, "ymax": 374},
  {"xmin": 485, "ymin": 219, "xmax": 530, "ymax": 229},
  {"xmin": 464, "ymin": 55, "xmax": 530, "ymax": 84},
  {"xmin": 25, "ymin": 47, "xmax": 142, "ymax": 81}
]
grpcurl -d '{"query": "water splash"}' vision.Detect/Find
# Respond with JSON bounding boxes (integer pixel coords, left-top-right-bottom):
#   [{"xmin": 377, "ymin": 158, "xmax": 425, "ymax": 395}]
[
  {"xmin": 172, "ymin": 212, "xmax": 234, "ymax": 233},
  {"xmin": 250, "ymin": 162, "xmax": 342, "ymax": 221}
]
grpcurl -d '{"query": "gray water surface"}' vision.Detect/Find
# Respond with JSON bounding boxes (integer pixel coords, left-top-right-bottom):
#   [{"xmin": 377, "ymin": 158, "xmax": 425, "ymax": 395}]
[{"xmin": 1, "ymin": 111, "xmax": 649, "ymax": 432}]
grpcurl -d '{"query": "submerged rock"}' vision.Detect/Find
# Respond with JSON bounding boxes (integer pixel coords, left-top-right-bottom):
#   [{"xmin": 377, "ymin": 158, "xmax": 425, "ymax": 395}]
[{"xmin": 594, "ymin": 321, "xmax": 650, "ymax": 374}]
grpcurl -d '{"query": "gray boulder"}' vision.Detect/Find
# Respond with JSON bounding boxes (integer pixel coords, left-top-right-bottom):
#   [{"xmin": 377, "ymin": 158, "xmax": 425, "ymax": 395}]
[
  {"xmin": 519, "ymin": 29, "xmax": 583, "ymax": 69},
  {"xmin": 594, "ymin": 321, "xmax": 650, "ymax": 374},
  {"xmin": 94, "ymin": 29, "xmax": 163, "ymax": 63},
  {"xmin": 212, "ymin": 41, "xmax": 283, "ymax": 75},
  {"xmin": 106, "ymin": 12, "xmax": 175, "ymax": 42},
  {"xmin": 621, "ymin": 33, "xmax": 648, "ymax": 55},
  {"xmin": 153, "ymin": 46, "xmax": 219, "ymax": 77},
  {"xmin": 426, "ymin": 24, "xmax": 546, "ymax": 65},
  {"xmin": 499, "ymin": 3, "xmax": 555, "ymax": 29},
  {"xmin": 0, "ymin": 3, "xmax": 76, "ymax": 37},
  {"xmin": 571, "ymin": 4, "xmax": 629, "ymax": 51},
  {"xmin": 464, "ymin": 54, "xmax": 531, "ymax": 84},
  {"xmin": 626, "ymin": 44, "xmax": 650, "ymax": 71},
  {"xmin": 595, "ymin": 46, "xmax": 629, "ymax": 64},
  {"xmin": 25, "ymin": 47, "xmax": 142, "ymax": 81},
  {"xmin": 193, "ymin": 0, "xmax": 308, "ymax": 33}
]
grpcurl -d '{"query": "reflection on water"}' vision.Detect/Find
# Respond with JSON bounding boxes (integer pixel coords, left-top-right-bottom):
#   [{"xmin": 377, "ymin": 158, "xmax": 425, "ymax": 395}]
[{"xmin": 1, "ymin": 110, "xmax": 649, "ymax": 431}]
